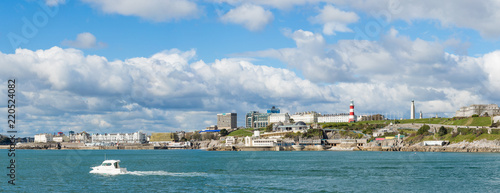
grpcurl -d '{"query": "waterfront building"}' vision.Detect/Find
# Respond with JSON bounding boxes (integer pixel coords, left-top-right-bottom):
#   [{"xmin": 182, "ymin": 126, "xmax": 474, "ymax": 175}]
[
  {"xmin": 92, "ymin": 132, "xmax": 146, "ymax": 144},
  {"xmin": 455, "ymin": 104, "xmax": 500, "ymax": 117},
  {"xmin": 34, "ymin": 133, "xmax": 53, "ymax": 143},
  {"xmin": 317, "ymin": 113, "xmax": 350, "ymax": 123},
  {"xmin": 299, "ymin": 138, "xmax": 322, "ymax": 145},
  {"xmin": 225, "ymin": 136, "xmax": 236, "ymax": 146},
  {"xmin": 246, "ymin": 106, "xmax": 283, "ymax": 128},
  {"xmin": 290, "ymin": 111, "xmax": 318, "ymax": 123},
  {"xmin": 246, "ymin": 111, "xmax": 270, "ymax": 128},
  {"xmin": 358, "ymin": 114, "xmax": 385, "ymax": 121},
  {"xmin": 69, "ymin": 132, "xmax": 90, "ymax": 143},
  {"xmin": 423, "ymin": 141, "xmax": 448, "ymax": 146},
  {"xmin": 326, "ymin": 139, "xmax": 367, "ymax": 147},
  {"xmin": 253, "ymin": 128, "xmax": 261, "ymax": 137},
  {"xmin": 205, "ymin": 125, "xmax": 218, "ymax": 130},
  {"xmin": 53, "ymin": 136, "xmax": 69, "ymax": 143},
  {"xmin": 217, "ymin": 113, "xmax": 237, "ymax": 130},
  {"xmin": 268, "ymin": 113, "xmax": 290, "ymax": 124},
  {"xmin": 244, "ymin": 137, "xmax": 294, "ymax": 147},
  {"xmin": 411, "ymin": 100, "xmax": 415, "ymax": 119},
  {"xmin": 272, "ymin": 121, "xmax": 310, "ymax": 133}
]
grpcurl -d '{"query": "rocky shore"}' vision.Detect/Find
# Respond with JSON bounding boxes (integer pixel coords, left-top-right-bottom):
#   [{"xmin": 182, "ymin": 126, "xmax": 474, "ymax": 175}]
[
  {"xmin": 4, "ymin": 139, "xmax": 500, "ymax": 153},
  {"xmin": 370, "ymin": 139, "xmax": 500, "ymax": 153}
]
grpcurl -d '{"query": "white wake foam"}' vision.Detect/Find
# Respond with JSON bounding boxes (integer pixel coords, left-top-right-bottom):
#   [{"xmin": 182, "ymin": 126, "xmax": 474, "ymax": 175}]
[{"xmin": 126, "ymin": 171, "xmax": 206, "ymax": 177}]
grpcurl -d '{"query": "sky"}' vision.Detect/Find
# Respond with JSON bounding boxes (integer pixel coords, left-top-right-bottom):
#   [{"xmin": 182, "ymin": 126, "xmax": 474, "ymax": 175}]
[{"xmin": 1, "ymin": 0, "xmax": 500, "ymax": 137}]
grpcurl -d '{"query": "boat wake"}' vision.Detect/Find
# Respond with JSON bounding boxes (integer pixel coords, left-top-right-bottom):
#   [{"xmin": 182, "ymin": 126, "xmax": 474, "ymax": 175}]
[{"xmin": 126, "ymin": 171, "xmax": 207, "ymax": 177}]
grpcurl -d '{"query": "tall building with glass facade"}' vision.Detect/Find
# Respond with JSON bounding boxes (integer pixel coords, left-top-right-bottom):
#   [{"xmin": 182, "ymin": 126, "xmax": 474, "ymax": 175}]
[{"xmin": 246, "ymin": 106, "xmax": 281, "ymax": 128}]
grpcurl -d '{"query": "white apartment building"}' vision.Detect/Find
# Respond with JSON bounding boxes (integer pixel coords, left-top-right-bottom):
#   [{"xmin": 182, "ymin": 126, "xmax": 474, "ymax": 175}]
[
  {"xmin": 455, "ymin": 104, "xmax": 500, "ymax": 117},
  {"xmin": 34, "ymin": 134, "xmax": 53, "ymax": 143},
  {"xmin": 69, "ymin": 132, "xmax": 91, "ymax": 143},
  {"xmin": 268, "ymin": 113, "xmax": 290, "ymax": 124},
  {"xmin": 225, "ymin": 136, "xmax": 236, "ymax": 146},
  {"xmin": 317, "ymin": 113, "xmax": 351, "ymax": 123},
  {"xmin": 53, "ymin": 136, "xmax": 69, "ymax": 143},
  {"xmin": 91, "ymin": 132, "xmax": 147, "ymax": 144},
  {"xmin": 290, "ymin": 112, "xmax": 318, "ymax": 123}
]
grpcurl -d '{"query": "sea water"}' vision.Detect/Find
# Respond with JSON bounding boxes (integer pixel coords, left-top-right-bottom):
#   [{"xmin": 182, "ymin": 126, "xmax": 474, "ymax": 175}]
[{"xmin": 1, "ymin": 150, "xmax": 499, "ymax": 192}]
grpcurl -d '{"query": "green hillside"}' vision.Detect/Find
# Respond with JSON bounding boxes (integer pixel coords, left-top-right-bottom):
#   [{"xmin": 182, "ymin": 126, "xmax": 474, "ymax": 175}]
[{"xmin": 358, "ymin": 117, "xmax": 492, "ymax": 127}]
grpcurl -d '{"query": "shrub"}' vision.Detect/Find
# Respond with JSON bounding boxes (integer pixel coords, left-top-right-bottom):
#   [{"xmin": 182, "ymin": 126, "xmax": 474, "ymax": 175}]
[
  {"xmin": 219, "ymin": 129, "xmax": 229, "ymax": 137},
  {"xmin": 472, "ymin": 114, "xmax": 479, "ymax": 117},
  {"xmin": 417, "ymin": 125, "xmax": 430, "ymax": 135},
  {"xmin": 265, "ymin": 124, "xmax": 273, "ymax": 132},
  {"xmin": 451, "ymin": 132, "xmax": 459, "ymax": 138},
  {"xmin": 475, "ymin": 129, "xmax": 484, "ymax": 137},
  {"xmin": 458, "ymin": 128, "xmax": 474, "ymax": 135},
  {"xmin": 438, "ymin": 126, "xmax": 447, "ymax": 136}
]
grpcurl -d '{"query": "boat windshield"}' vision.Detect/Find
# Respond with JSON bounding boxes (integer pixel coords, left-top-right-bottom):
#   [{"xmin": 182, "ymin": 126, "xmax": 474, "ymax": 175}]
[{"xmin": 101, "ymin": 163, "xmax": 112, "ymax": 166}]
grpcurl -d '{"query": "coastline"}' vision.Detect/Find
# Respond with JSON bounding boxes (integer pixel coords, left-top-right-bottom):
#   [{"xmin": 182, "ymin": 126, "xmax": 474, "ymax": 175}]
[{"xmin": 3, "ymin": 139, "xmax": 500, "ymax": 153}]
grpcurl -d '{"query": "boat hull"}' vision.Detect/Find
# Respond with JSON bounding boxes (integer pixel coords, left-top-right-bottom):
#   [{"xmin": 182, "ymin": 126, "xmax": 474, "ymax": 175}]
[{"xmin": 90, "ymin": 166, "xmax": 127, "ymax": 175}]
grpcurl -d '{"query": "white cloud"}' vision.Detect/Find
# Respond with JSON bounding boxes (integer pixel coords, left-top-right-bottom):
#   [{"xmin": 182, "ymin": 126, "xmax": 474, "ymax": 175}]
[
  {"xmin": 61, "ymin": 32, "xmax": 106, "ymax": 49},
  {"xmin": 0, "ymin": 47, "xmax": 337, "ymax": 136},
  {"xmin": 310, "ymin": 4, "xmax": 359, "ymax": 35},
  {"xmin": 82, "ymin": 0, "xmax": 200, "ymax": 22},
  {"xmin": 236, "ymin": 29, "xmax": 500, "ymax": 117},
  {"xmin": 334, "ymin": 0, "xmax": 500, "ymax": 38},
  {"xmin": 215, "ymin": 0, "xmax": 321, "ymax": 10},
  {"xmin": 220, "ymin": 4, "xmax": 274, "ymax": 31}
]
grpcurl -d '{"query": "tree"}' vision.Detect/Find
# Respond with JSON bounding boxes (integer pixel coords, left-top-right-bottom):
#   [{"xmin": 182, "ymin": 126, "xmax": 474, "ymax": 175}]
[
  {"xmin": 362, "ymin": 127, "xmax": 374, "ymax": 135},
  {"xmin": 190, "ymin": 132, "xmax": 202, "ymax": 141},
  {"xmin": 417, "ymin": 125, "xmax": 430, "ymax": 135},
  {"xmin": 438, "ymin": 126, "xmax": 447, "ymax": 136},
  {"xmin": 219, "ymin": 129, "xmax": 229, "ymax": 137},
  {"xmin": 265, "ymin": 123, "xmax": 274, "ymax": 132},
  {"xmin": 173, "ymin": 133, "xmax": 179, "ymax": 142}
]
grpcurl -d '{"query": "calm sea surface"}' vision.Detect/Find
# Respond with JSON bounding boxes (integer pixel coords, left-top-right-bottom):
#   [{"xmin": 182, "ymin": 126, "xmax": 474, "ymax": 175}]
[{"xmin": 1, "ymin": 150, "xmax": 499, "ymax": 192}]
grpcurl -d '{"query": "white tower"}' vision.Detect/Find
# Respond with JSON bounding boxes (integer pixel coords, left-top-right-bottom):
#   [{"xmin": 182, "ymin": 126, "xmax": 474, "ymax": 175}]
[
  {"xmin": 419, "ymin": 111, "xmax": 423, "ymax": 119},
  {"xmin": 410, "ymin": 100, "xmax": 415, "ymax": 119},
  {"xmin": 349, "ymin": 100, "xmax": 355, "ymax": 122}
]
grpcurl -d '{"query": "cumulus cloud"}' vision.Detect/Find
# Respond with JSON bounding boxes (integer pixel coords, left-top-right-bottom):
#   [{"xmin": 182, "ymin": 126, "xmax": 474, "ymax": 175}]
[
  {"xmin": 215, "ymin": 0, "xmax": 321, "ymax": 10},
  {"xmin": 0, "ymin": 47, "xmax": 338, "ymax": 136},
  {"xmin": 61, "ymin": 32, "xmax": 106, "ymax": 49},
  {"xmin": 237, "ymin": 28, "xmax": 500, "ymax": 117},
  {"xmin": 217, "ymin": 0, "xmax": 500, "ymax": 37},
  {"xmin": 220, "ymin": 4, "xmax": 274, "ymax": 31},
  {"xmin": 333, "ymin": 0, "xmax": 500, "ymax": 38},
  {"xmin": 310, "ymin": 4, "xmax": 359, "ymax": 35},
  {"xmin": 82, "ymin": 0, "xmax": 200, "ymax": 22}
]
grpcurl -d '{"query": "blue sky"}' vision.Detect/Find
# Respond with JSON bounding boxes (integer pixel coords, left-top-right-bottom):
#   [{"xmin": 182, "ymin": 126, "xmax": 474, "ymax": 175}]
[{"xmin": 1, "ymin": 0, "xmax": 500, "ymax": 136}]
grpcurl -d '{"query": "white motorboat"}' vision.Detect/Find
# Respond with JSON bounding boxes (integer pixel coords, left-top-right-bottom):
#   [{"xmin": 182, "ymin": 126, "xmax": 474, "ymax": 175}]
[{"xmin": 90, "ymin": 160, "xmax": 127, "ymax": 175}]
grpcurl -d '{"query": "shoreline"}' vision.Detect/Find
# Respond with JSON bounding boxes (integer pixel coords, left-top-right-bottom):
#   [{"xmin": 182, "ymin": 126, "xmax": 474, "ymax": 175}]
[{"xmin": 3, "ymin": 144, "xmax": 500, "ymax": 153}]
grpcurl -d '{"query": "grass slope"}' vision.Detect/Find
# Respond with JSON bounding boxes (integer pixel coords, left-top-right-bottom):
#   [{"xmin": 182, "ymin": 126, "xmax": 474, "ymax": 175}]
[
  {"xmin": 358, "ymin": 117, "xmax": 492, "ymax": 127},
  {"xmin": 227, "ymin": 128, "xmax": 265, "ymax": 137}
]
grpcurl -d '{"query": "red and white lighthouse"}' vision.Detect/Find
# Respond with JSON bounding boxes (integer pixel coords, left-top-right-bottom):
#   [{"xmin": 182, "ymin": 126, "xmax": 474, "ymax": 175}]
[{"xmin": 348, "ymin": 100, "xmax": 355, "ymax": 122}]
